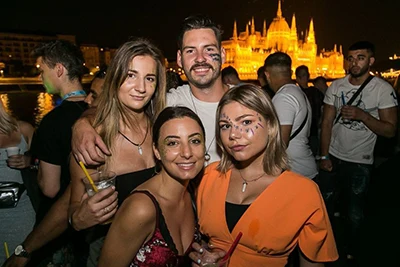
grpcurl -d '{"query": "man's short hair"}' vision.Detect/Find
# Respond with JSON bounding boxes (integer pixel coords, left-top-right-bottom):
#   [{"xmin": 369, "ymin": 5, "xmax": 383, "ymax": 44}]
[
  {"xmin": 348, "ymin": 41, "xmax": 375, "ymax": 57},
  {"xmin": 222, "ymin": 66, "xmax": 239, "ymax": 79},
  {"xmin": 313, "ymin": 76, "xmax": 327, "ymax": 84},
  {"xmin": 264, "ymin": 52, "xmax": 292, "ymax": 68},
  {"xmin": 177, "ymin": 14, "xmax": 223, "ymax": 50},
  {"xmin": 257, "ymin": 66, "xmax": 265, "ymax": 78},
  {"xmin": 295, "ymin": 65, "xmax": 310, "ymax": 78},
  {"xmin": 263, "ymin": 52, "xmax": 292, "ymax": 76}
]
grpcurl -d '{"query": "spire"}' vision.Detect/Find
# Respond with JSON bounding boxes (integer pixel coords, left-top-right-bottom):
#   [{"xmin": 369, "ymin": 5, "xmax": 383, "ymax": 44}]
[
  {"xmin": 277, "ymin": 0, "xmax": 282, "ymax": 18},
  {"xmin": 334, "ymin": 44, "xmax": 337, "ymax": 52},
  {"xmin": 263, "ymin": 20, "xmax": 267, "ymax": 37},
  {"xmin": 307, "ymin": 18, "xmax": 315, "ymax": 43},
  {"xmin": 251, "ymin": 17, "xmax": 255, "ymax": 35},
  {"xmin": 233, "ymin": 20, "xmax": 238, "ymax": 40},
  {"xmin": 291, "ymin": 14, "xmax": 297, "ymax": 33},
  {"xmin": 246, "ymin": 22, "xmax": 249, "ymax": 36},
  {"xmin": 339, "ymin": 45, "xmax": 343, "ymax": 54}
]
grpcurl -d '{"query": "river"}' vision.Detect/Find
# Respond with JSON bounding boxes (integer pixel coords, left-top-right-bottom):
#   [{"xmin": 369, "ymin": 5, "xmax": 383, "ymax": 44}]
[{"xmin": 1, "ymin": 90, "xmax": 58, "ymax": 128}]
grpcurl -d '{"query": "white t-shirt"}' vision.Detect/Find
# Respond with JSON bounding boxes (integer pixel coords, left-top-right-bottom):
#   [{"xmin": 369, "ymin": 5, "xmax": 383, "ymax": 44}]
[
  {"xmin": 324, "ymin": 75, "xmax": 398, "ymax": 164},
  {"xmin": 167, "ymin": 84, "xmax": 220, "ymax": 165},
  {"xmin": 273, "ymin": 83, "xmax": 318, "ymax": 179}
]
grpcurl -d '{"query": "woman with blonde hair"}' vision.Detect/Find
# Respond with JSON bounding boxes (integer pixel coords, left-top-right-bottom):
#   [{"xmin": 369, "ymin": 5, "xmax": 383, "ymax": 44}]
[
  {"xmin": 191, "ymin": 83, "xmax": 338, "ymax": 267},
  {"xmin": 69, "ymin": 37, "xmax": 166, "ymax": 266},
  {"xmin": 0, "ymin": 99, "xmax": 35, "ymax": 265}
]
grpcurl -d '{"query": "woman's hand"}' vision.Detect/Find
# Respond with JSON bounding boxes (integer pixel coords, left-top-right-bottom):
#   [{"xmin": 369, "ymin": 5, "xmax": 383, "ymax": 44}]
[
  {"xmin": 71, "ymin": 186, "xmax": 118, "ymax": 231},
  {"xmin": 189, "ymin": 241, "xmax": 226, "ymax": 267},
  {"xmin": 6, "ymin": 155, "xmax": 31, "ymax": 169}
]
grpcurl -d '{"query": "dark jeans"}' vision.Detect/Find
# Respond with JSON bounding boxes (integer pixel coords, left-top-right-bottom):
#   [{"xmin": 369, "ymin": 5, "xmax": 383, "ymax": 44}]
[{"xmin": 316, "ymin": 155, "xmax": 372, "ymax": 256}]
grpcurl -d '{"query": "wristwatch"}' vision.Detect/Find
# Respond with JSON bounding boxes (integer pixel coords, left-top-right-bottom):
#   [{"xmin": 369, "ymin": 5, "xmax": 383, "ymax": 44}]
[{"xmin": 14, "ymin": 244, "xmax": 30, "ymax": 258}]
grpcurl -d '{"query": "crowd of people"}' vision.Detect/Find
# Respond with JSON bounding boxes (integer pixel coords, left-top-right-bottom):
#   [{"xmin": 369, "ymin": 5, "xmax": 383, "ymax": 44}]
[{"xmin": 1, "ymin": 14, "xmax": 398, "ymax": 267}]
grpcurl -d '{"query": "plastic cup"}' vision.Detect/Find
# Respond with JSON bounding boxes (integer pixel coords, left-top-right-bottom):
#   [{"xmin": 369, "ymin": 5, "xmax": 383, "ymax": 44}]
[
  {"xmin": 82, "ymin": 170, "xmax": 116, "ymax": 225},
  {"xmin": 6, "ymin": 147, "xmax": 20, "ymax": 157},
  {"xmin": 82, "ymin": 170, "xmax": 116, "ymax": 197}
]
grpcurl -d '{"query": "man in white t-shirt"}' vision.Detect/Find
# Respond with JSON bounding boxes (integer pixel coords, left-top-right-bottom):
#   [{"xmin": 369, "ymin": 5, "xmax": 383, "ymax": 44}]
[
  {"xmin": 263, "ymin": 52, "xmax": 318, "ymax": 179},
  {"xmin": 71, "ymin": 15, "xmax": 229, "ymax": 166},
  {"xmin": 319, "ymin": 41, "xmax": 398, "ymax": 260}
]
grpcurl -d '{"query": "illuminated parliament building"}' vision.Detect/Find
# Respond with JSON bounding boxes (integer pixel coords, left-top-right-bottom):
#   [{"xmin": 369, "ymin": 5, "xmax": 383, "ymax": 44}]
[{"xmin": 222, "ymin": 0, "xmax": 345, "ymax": 80}]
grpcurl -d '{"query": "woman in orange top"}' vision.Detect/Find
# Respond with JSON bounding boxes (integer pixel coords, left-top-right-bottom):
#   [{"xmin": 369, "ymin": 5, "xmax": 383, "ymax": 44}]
[{"xmin": 192, "ymin": 84, "xmax": 338, "ymax": 267}]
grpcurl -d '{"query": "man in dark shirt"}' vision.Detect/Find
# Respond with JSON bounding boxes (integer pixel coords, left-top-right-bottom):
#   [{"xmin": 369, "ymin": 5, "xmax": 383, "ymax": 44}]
[
  {"xmin": 295, "ymin": 65, "xmax": 324, "ymax": 157},
  {"xmin": 28, "ymin": 39, "xmax": 88, "ymax": 266}
]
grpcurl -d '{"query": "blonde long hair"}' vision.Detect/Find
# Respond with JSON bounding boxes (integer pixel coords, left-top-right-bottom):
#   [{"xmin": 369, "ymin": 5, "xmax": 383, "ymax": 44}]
[
  {"xmin": 92, "ymin": 38, "xmax": 166, "ymax": 169},
  {"xmin": 0, "ymin": 99, "xmax": 18, "ymax": 135},
  {"xmin": 216, "ymin": 83, "xmax": 289, "ymax": 175}
]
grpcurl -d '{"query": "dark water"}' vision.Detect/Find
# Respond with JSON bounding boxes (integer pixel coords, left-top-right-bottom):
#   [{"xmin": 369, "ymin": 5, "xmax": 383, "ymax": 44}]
[{"xmin": 1, "ymin": 91, "xmax": 58, "ymax": 128}]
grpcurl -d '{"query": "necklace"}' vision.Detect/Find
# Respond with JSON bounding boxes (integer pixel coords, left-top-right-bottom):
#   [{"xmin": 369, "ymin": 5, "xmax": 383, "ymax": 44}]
[
  {"xmin": 189, "ymin": 91, "xmax": 215, "ymax": 162},
  {"xmin": 62, "ymin": 90, "xmax": 86, "ymax": 101},
  {"xmin": 118, "ymin": 120, "xmax": 149, "ymax": 155},
  {"xmin": 238, "ymin": 169, "xmax": 265, "ymax": 193}
]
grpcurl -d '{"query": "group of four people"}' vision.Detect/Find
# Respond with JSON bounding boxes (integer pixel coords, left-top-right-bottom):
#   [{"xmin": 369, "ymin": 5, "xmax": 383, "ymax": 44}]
[{"xmin": 3, "ymin": 13, "xmax": 397, "ymax": 267}]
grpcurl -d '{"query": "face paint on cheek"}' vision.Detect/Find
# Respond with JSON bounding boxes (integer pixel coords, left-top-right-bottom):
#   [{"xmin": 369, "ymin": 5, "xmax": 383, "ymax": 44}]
[
  {"xmin": 210, "ymin": 53, "xmax": 221, "ymax": 63},
  {"xmin": 257, "ymin": 123, "xmax": 264, "ymax": 128}
]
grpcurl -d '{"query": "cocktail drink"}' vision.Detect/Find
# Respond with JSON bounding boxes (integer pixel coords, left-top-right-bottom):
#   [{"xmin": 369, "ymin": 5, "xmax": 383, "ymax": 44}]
[
  {"xmin": 82, "ymin": 170, "xmax": 117, "ymax": 224},
  {"xmin": 82, "ymin": 170, "xmax": 116, "ymax": 196}
]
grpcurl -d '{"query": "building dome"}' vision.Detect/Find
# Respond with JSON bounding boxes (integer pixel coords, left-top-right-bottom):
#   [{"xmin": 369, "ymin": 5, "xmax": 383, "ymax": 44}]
[{"xmin": 268, "ymin": 17, "xmax": 290, "ymax": 34}]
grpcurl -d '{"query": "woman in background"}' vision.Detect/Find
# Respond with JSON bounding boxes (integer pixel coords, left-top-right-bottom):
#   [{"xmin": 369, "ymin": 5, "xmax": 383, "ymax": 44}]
[{"xmin": 0, "ymin": 99, "xmax": 35, "ymax": 265}]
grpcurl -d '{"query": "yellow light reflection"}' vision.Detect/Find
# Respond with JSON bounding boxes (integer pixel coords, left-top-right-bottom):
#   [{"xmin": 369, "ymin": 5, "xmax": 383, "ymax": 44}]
[{"xmin": 35, "ymin": 92, "xmax": 55, "ymax": 126}]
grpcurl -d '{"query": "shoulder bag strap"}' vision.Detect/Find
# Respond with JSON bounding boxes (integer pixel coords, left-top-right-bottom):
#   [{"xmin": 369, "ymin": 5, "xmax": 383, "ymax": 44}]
[
  {"xmin": 290, "ymin": 95, "xmax": 309, "ymax": 141},
  {"xmin": 334, "ymin": 75, "xmax": 374, "ymax": 124}
]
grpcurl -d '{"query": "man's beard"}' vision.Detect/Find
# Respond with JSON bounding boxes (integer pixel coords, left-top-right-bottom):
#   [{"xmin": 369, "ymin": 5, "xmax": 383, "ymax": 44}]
[
  {"xmin": 185, "ymin": 62, "xmax": 221, "ymax": 89},
  {"xmin": 349, "ymin": 64, "xmax": 369, "ymax": 78}
]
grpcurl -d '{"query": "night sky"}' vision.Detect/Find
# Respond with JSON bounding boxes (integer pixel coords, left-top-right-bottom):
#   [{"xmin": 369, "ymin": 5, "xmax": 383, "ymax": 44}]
[{"xmin": 2, "ymin": 0, "xmax": 399, "ymax": 61}]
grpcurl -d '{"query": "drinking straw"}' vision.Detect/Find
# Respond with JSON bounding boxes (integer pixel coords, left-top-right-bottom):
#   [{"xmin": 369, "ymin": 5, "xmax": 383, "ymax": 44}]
[
  {"xmin": 79, "ymin": 161, "xmax": 98, "ymax": 193},
  {"xmin": 4, "ymin": 242, "xmax": 10, "ymax": 259},
  {"xmin": 222, "ymin": 231, "xmax": 243, "ymax": 261}
]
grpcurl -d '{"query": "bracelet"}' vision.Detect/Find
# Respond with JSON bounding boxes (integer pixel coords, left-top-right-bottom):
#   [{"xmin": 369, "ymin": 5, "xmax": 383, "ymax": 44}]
[{"xmin": 320, "ymin": 155, "xmax": 330, "ymax": 160}]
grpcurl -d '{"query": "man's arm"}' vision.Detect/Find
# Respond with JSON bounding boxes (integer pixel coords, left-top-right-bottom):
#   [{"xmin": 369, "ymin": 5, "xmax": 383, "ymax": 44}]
[
  {"xmin": 2, "ymin": 187, "xmax": 71, "ymax": 267},
  {"xmin": 319, "ymin": 104, "xmax": 336, "ymax": 171},
  {"xmin": 37, "ymin": 161, "xmax": 61, "ymax": 198},
  {"xmin": 71, "ymin": 109, "xmax": 110, "ymax": 166},
  {"xmin": 280, "ymin": 125, "xmax": 293, "ymax": 147},
  {"xmin": 341, "ymin": 106, "xmax": 397, "ymax": 138}
]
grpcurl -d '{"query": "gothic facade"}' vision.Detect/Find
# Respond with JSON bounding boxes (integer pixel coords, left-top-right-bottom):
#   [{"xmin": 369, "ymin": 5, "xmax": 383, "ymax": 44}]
[{"xmin": 222, "ymin": 0, "xmax": 345, "ymax": 80}]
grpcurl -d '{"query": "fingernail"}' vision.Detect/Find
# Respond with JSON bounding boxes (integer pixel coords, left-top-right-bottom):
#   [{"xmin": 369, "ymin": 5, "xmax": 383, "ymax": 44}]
[
  {"xmin": 199, "ymin": 248, "xmax": 204, "ymax": 254},
  {"xmin": 197, "ymin": 259, "xmax": 201, "ymax": 265}
]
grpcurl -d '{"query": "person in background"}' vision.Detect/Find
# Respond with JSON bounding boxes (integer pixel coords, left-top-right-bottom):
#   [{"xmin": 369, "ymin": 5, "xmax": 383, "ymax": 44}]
[
  {"xmin": 312, "ymin": 76, "xmax": 329, "ymax": 95},
  {"xmin": 295, "ymin": 65, "xmax": 324, "ymax": 157},
  {"xmin": 221, "ymin": 65, "xmax": 241, "ymax": 87},
  {"xmin": 190, "ymin": 84, "xmax": 338, "ymax": 267},
  {"xmin": 264, "ymin": 52, "xmax": 318, "ymax": 180},
  {"xmin": 99, "ymin": 106, "xmax": 204, "ymax": 266},
  {"xmin": 0, "ymin": 100, "xmax": 35, "ymax": 265},
  {"xmin": 2, "ymin": 65, "xmax": 108, "ymax": 267},
  {"xmin": 84, "ymin": 67, "xmax": 107, "ymax": 107},
  {"xmin": 69, "ymin": 37, "xmax": 166, "ymax": 267},
  {"xmin": 71, "ymin": 14, "xmax": 229, "ymax": 166},
  {"xmin": 27, "ymin": 39, "xmax": 88, "ymax": 266},
  {"xmin": 257, "ymin": 66, "xmax": 275, "ymax": 99},
  {"xmin": 166, "ymin": 70, "xmax": 184, "ymax": 92},
  {"xmin": 318, "ymin": 41, "xmax": 398, "ymax": 262}
]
